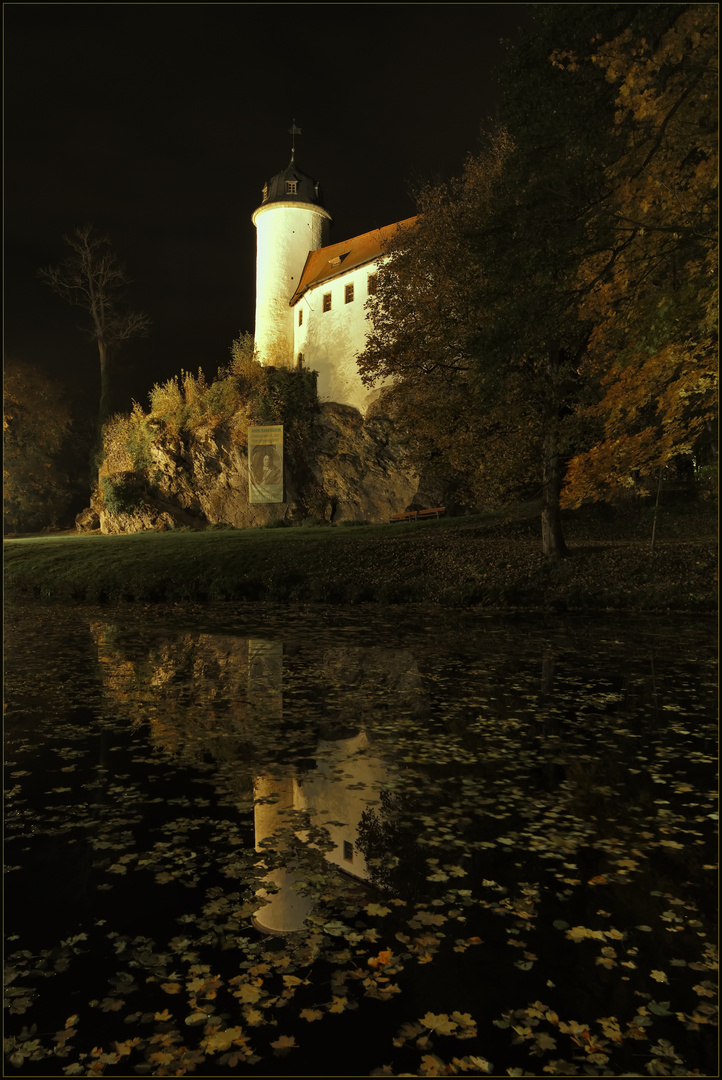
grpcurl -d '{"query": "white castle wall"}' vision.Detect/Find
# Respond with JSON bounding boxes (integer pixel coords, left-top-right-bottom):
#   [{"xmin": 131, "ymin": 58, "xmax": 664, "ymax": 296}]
[
  {"xmin": 294, "ymin": 260, "xmax": 390, "ymax": 412},
  {"xmin": 252, "ymin": 201, "xmax": 331, "ymax": 367}
]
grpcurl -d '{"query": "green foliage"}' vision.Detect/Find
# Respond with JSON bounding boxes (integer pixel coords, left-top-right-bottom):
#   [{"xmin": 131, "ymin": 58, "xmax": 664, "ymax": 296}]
[
  {"xmin": 251, "ymin": 365, "xmax": 319, "ymax": 429},
  {"xmin": 147, "ymin": 368, "xmax": 247, "ymax": 437},
  {"xmin": 695, "ymin": 462, "xmax": 718, "ymax": 503},
  {"xmin": 147, "ymin": 375, "xmax": 184, "ymax": 435},
  {"xmin": 228, "ymin": 330, "xmax": 257, "ymax": 373},
  {"xmin": 143, "ymin": 337, "xmax": 318, "ymax": 449},
  {"xmin": 558, "ymin": 4, "xmax": 718, "ymax": 505},
  {"xmin": 3, "ymin": 359, "xmax": 74, "ymax": 531},
  {"xmin": 97, "ymin": 334, "xmax": 321, "ymax": 522},
  {"xmin": 360, "ymin": 5, "xmax": 717, "ymax": 551},
  {"xmin": 99, "ymin": 474, "xmax": 145, "ymax": 516},
  {"xmin": 125, "ymin": 404, "xmax": 155, "ymax": 471}
]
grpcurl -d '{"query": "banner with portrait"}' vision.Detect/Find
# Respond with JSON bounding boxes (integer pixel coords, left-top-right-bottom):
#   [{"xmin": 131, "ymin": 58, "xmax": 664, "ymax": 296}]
[
  {"xmin": 248, "ymin": 425, "xmax": 284, "ymax": 504},
  {"xmin": 247, "ymin": 639, "xmax": 283, "ymax": 724}
]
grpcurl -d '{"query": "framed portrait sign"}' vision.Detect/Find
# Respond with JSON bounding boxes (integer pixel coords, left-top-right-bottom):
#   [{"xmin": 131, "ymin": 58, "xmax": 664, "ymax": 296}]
[{"xmin": 248, "ymin": 425, "xmax": 284, "ymax": 504}]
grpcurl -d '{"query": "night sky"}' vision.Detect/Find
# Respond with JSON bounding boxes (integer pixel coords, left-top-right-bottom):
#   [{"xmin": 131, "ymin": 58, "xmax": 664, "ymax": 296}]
[{"xmin": 5, "ymin": 2, "xmax": 533, "ymax": 413}]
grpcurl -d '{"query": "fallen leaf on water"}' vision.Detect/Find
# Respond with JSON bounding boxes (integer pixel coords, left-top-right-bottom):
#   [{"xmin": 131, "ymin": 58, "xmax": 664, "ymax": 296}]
[
  {"xmin": 270, "ymin": 1034, "xmax": 297, "ymax": 1055},
  {"xmin": 299, "ymin": 1008, "xmax": 323, "ymax": 1022}
]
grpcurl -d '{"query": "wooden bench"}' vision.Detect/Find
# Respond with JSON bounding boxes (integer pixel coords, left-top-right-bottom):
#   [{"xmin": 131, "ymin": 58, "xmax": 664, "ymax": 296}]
[{"xmin": 390, "ymin": 507, "xmax": 446, "ymax": 523}]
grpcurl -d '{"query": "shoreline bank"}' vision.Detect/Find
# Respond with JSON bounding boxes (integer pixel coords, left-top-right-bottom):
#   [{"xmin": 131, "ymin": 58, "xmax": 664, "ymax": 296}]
[{"xmin": 4, "ymin": 505, "xmax": 717, "ymax": 614}]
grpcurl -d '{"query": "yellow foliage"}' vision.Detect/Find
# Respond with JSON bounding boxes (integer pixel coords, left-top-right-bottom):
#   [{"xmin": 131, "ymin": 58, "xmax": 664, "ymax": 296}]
[{"xmin": 564, "ymin": 4, "xmax": 718, "ymax": 504}]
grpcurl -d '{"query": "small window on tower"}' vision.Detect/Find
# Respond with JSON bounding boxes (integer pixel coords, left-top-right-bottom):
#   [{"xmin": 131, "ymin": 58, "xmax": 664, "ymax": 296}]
[
  {"xmin": 323, "ymin": 293, "xmax": 332, "ymax": 312},
  {"xmin": 298, "ymin": 308, "xmax": 303, "ymax": 326},
  {"xmin": 343, "ymin": 841, "xmax": 353, "ymax": 862},
  {"xmin": 286, "ymin": 180, "xmax": 298, "ymax": 195},
  {"xmin": 368, "ymin": 273, "xmax": 378, "ymax": 295},
  {"xmin": 345, "ymin": 283, "xmax": 354, "ymax": 304}
]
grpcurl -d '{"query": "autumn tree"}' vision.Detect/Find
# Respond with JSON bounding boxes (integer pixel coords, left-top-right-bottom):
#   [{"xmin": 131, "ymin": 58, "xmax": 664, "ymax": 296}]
[
  {"xmin": 3, "ymin": 359, "xmax": 73, "ymax": 532},
  {"xmin": 360, "ymin": 6, "xmax": 629, "ymax": 558},
  {"xmin": 39, "ymin": 225, "xmax": 150, "ymax": 432},
  {"xmin": 560, "ymin": 3, "xmax": 718, "ymax": 505},
  {"xmin": 358, "ymin": 136, "xmax": 548, "ymax": 515}
]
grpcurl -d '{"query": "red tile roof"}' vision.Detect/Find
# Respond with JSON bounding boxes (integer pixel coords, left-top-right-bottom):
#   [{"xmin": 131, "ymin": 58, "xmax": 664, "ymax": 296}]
[{"xmin": 290, "ymin": 216, "xmax": 418, "ymax": 305}]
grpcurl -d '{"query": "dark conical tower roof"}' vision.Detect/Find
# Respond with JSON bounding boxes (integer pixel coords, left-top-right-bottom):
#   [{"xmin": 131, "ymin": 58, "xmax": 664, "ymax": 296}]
[{"xmin": 259, "ymin": 149, "xmax": 325, "ymax": 208}]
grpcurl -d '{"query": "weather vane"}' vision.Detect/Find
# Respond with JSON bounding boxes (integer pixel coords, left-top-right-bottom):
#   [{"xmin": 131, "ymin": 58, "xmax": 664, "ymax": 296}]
[{"xmin": 288, "ymin": 119, "xmax": 302, "ymax": 158}]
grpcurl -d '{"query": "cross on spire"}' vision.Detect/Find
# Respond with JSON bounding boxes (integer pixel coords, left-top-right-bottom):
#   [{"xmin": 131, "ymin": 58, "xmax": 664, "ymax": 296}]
[{"xmin": 288, "ymin": 119, "xmax": 302, "ymax": 161}]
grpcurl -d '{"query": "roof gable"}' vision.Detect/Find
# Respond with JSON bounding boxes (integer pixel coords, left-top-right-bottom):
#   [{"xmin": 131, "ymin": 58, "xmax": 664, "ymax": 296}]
[{"xmin": 290, "ymin": 216, "xmax": 417, "ymax": 305}]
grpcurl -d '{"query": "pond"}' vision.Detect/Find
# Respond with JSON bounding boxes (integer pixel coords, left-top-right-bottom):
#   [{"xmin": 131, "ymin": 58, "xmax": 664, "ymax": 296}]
[{"xmin": 4, "ymin": 604, "xmax": 718, "ymax": 1077}]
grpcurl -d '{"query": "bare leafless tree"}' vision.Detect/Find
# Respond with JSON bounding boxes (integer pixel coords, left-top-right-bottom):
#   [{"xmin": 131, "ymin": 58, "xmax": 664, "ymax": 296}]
[{"xmin": 39, "ymin": 225, "xmax": 150, "ymax": 428}]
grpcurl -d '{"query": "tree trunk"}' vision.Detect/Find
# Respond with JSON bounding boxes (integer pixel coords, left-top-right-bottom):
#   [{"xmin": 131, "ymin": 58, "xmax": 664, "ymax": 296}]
[
  {"xmin": 542, "ymin": 441, "xmax": 568, "ymax": 560},
  {"xmin": 97, "ymin": 339, "xmax": 112, "ymax": 428},
  {"xmin": 541, "ymin": 342, "xmax": 568, "ymax": 561}
]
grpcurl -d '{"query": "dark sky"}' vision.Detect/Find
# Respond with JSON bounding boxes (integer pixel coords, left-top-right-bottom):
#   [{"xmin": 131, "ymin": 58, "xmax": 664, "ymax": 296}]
[{"xmin": 5, "ymin": 2, "xmax": 533, "ymax": 413}]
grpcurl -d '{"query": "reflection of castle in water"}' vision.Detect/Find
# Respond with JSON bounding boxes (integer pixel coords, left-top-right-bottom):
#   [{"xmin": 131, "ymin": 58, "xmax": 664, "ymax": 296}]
[
  {"xmin": 90, "ymin": 623, "xmax": 425, "ymax": 934},
  {"xmin": 249, "ymin": 638, "xmax": 394, "ymax": 932},
  {"xmin": 253, "ymin": 731, "xmax": 389, "ymax": 933}
]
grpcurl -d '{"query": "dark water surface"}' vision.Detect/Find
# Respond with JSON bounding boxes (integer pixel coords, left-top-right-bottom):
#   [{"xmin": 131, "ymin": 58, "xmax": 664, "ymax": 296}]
[{"xmin": 4, "ymin": 604, "xmax": 718, "ymax": 1076}]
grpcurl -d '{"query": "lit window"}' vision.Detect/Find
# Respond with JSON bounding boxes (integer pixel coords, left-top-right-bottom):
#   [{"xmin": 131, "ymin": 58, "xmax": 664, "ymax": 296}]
[
  {"xmin": 343, "ymin": 841, "xmax": 353, "ymax": 862},
  {"xmin": 286, "ymin": 180, "xmax": 297, "ymax": 195},
  {"xmin": 298, "ymin": 308, "xmax": 303, "ymax": 326},
  {"xmin": 368, "ymin": 273, "xmax": 378, "ymax": 295},
  {"xmin": 345, "ymin": 283, "xmax": 354, "ymax": 304},
  {"xmin": 323, "ymin": 293, "xmax": 332, "ymax": 312}
]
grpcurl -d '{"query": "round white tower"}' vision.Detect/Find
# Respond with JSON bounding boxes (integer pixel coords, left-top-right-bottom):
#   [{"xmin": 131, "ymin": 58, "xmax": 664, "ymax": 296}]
[{"xmin": 252, "ymin": 151, "xmax": 332, "ymax": 367}]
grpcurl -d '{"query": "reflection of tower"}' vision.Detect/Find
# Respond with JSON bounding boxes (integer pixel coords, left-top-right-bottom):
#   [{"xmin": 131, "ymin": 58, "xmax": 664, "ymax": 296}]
[
  {"xmin": 253, "ymin": 774, "xmax": 315, "ymax": 934},
  {"xmin": 252, "ymin": 732, "xmax": 389, "ymax": 934},
  {"xmin": 251, "ymin": 150, "xmax": 332, "ymax": 367}
]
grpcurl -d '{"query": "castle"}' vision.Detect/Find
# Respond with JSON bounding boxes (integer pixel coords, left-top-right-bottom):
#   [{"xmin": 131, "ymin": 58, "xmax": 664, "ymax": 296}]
[{"xmin": 252, "ymin": 148, "xmax": 415, "ymax": 413}]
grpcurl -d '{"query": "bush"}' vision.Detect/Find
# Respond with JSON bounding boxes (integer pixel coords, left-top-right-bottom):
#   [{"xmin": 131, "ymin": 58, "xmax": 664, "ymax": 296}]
[
  {"xmin": 148, "ymin": 376, "xmax": 184, "ymax": 436},
  {"xmin": 100, "ymin": 475, "xmax": 145, "ymax": 516},
  {"xmin": 125, "ymin": 404, "xmax": 155, "ymax": 471},
  {"xmin": 696, "ymin": 462, "xmax": 718, "ymax": 503},
  {"xmin": 3, "ymin": 360, "xmax": 75, "ymax": 531},
  {"xmin": 98, "ymin": 336, "xmax": 323, "ymax": 517}
]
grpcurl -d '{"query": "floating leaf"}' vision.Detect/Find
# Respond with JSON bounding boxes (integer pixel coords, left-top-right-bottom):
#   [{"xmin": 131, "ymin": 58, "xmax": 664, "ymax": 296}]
[
  {"xmin": 365, "ymin": 903, "xmax": 392, "ymax": 917},
  {"xmin": 419, "ymin": 1012, "xmax": 458, "ymax": 1036},
  {"xmin": 299, "ymin": 1008, "xmax": 323, "ymax": 1022},
  {"xmin": 270, "ymin": 1034, "xmax": 297, "ymax": 1055},
  {"xmin": 184, "ymin": 1012, "xmax": 207, "ymax": 1026}
]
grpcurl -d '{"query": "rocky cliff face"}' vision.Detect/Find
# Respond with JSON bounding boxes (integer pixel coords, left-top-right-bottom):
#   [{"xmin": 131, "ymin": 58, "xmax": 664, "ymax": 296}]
[{"xmin": 84, "ymin": 401, "xmax": 446, "ymax": 534}]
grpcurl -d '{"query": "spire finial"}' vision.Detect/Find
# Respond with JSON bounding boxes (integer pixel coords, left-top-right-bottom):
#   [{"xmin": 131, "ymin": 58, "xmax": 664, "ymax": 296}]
[{"xmin": 288, "ymin": 119, "xmax": 302, "ymax": 161}]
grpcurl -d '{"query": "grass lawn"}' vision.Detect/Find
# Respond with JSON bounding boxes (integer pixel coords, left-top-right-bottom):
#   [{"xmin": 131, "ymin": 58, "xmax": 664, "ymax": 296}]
[{"xmin": 4, "ymin": 502, "xmax": 717, "ymax": 612}]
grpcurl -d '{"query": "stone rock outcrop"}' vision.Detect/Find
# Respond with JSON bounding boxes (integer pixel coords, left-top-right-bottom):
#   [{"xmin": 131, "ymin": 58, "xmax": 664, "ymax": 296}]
[
  {"xmin": 88, "ymin": 401, "xmax": 449, "ymax": 534},
  {"xmin": 75, "ymin": 506, "xmax": 100, "ymax": 533}
]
